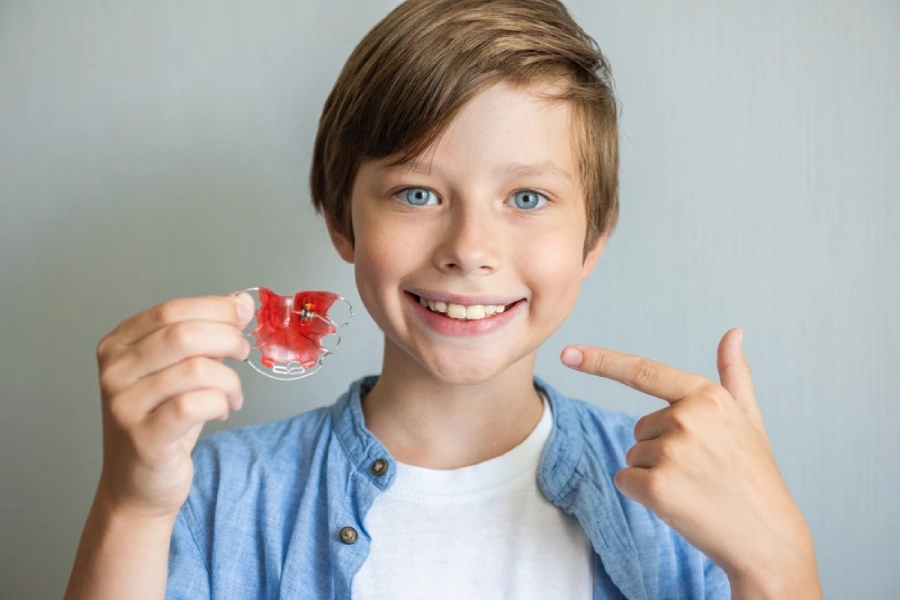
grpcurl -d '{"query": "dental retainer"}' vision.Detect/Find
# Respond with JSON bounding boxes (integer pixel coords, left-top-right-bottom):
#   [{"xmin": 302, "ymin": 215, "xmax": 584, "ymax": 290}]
[{"xmin": 240, "ymin": 287, "xmax": 352, "ymax": 381}]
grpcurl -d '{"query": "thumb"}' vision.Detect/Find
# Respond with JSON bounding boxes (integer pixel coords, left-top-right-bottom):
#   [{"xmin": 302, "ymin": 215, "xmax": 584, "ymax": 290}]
[
  {"xmin": 230, "ymin": 289, "xmax": 256, "ymax": 309},
  {"xmin": 717, "ymin": 328, "xmax": 766, "ymax": 436}
]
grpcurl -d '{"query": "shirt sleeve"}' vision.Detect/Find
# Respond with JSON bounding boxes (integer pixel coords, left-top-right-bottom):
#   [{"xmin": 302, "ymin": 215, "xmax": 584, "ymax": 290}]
[{"xmin": 165, "ymin": 503, "xmax": 211, "ymax": 600}]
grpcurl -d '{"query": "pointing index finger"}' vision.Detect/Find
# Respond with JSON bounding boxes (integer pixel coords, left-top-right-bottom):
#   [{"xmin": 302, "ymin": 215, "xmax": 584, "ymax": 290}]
[{"xmin": 561, "ymin": 345, "xmax": 710, "ymax": 403}]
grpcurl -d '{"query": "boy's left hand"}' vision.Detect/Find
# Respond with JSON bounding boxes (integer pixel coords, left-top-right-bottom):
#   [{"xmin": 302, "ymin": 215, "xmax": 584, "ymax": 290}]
[{"xmin": 561, "ymin": 328, "xmax": 821, "ymax": 598}]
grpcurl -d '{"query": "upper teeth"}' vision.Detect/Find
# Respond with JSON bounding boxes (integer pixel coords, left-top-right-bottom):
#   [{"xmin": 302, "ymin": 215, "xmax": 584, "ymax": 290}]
[{"xmin": 419, "ymin": 297, "xmax": 507, "ymax": 320}]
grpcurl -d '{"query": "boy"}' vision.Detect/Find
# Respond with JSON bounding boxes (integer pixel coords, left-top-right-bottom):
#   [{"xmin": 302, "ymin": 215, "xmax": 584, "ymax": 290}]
[{"xmin": 66, "ymin": 0, "xmax": 822, "ymax": 598}]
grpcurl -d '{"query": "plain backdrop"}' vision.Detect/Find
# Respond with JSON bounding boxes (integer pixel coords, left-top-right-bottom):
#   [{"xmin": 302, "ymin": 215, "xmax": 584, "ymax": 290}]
[{"xmin": 1, "ymin": 1, "xmax": 898, "ymax": 597}]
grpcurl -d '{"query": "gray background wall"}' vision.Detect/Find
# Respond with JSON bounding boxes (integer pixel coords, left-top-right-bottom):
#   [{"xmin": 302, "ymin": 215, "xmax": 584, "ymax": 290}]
[{"xmin": 1, "ymin": 1, "xmax": 897, "ymax": 597}]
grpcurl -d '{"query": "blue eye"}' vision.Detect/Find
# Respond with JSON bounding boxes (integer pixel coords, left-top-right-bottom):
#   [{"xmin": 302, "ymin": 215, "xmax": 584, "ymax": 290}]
[
  {"xmin": 509, "ymin": 190, "xmax": 548, "ymax": 210},
  {"xmin": 400, "ymin": 187, "xmax": 438, "ymax": 206}
]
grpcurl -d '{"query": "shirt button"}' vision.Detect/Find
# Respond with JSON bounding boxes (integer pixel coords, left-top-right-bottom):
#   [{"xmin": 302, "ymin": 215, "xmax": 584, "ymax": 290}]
[
  {"xmin": 339, "ymin": 526, "xmax": 358, "ymax": 545},
  {"xmin": 371, "ymin": 458, "xmax": 388, "ymax": 476}
]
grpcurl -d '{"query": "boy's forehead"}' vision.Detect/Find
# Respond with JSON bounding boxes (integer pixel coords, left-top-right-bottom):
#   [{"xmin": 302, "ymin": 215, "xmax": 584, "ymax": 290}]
[
  {"xmin": 375, "ymin": 156, "xmax": 574, "ymax": 185},
  {"xmin": 368, "ymin": 82, "xmax": 579, "ymax": 180}
]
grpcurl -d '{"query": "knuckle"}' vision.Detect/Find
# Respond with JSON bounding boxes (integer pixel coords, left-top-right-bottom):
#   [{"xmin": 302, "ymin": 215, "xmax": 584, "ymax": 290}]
[
  {"xmin": 666, "ymin": 408, "xmax": 691, "ymax": 434},
  {"xmin": 96, "ymin": 335, "xmax": 111, "ymax": 361},
  {"xmin": 150, "ymin": 301, "xmax": 179, "ymax": 326},
  {"xmin": 107, "ymin": 394, "xmax": 131, "ymax": 425},
  {"xmin": 658, "ymin": 440, "xmax": 679, "ymax": 463},
  {"xmin": 170, "ymin": 393, "xmax": 197, "ymax": 422},
  {"xmin": 165, "ymin": 322, "xmax": 198, "ymax": 352},
  {"xmin": 585, "ymin": 350, "xmax": 609, "ymax": 375},
  {"xmin": 627, "ymin": 359, "xmax": 657, "ymax": 388},
  {"xmin": 701, "ymin": 384, "xmax": 726, "ymax": 409},
  {"xmin": 98, "ymin": 367, "xmax": 120, "ymax": 396},
  {"xmin": 182, "ymin": 356, "xmax": 209, "ymax": 381}
]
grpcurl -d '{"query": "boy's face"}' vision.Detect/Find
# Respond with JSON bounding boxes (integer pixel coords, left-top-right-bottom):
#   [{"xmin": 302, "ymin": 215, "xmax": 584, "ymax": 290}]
[{"xmin": 331, "ymin": 80, "xmax": 608, "ymax": 385}]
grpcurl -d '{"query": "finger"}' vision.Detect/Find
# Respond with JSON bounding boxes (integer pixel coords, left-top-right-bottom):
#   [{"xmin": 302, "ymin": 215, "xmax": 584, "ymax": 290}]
[
  {"xmin": 140, "ymin": 389, "xmax": 232, "ymax": 447},
  {"xmin": 624, "ymin": 438, "xmax": 672, "ymax": 469},
  {"xmin": 716, "ymin": 328, "xmax": 765, "ymax": 434},
  {"xmin": 632, "ymin": 406, "xmax": 671, "ymax": 442},
  {"xmin": 112, "ymin": 357, "xmax": 243, "ymax": 424},
  {"xmin": 613, "ymin": 467, "xmax": 658, "ymax": 508},
  {"xmin": 561, "ymin": 345, "xmax": 710, "ymax": 404},
  {"xmin": 103, "ymin": 321, "xmax": 251, "ymax": 393},
  {"xmin": 99, "ymin": 293, "xmax": 255, "ymax": 362}
]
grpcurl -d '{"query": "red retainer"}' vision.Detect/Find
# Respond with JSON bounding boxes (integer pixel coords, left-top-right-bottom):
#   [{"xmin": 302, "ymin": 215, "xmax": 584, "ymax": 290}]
[{"xmin": 243, "ymin": 287, "xmax": 351, "ymax": 380}]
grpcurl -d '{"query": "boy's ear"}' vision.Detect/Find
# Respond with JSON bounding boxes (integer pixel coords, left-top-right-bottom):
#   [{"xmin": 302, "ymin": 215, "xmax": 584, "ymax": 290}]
[
  {"xmin": 326, "ymin": 215, "xmax": 355, "ymax": 264},
  {"xmin": 581, "ymin": 230, "xmax": 609, "ymax": 279}
]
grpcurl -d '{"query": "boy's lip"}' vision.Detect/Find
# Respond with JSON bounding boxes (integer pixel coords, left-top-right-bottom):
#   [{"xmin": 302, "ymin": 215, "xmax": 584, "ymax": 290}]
[
  {"xmin": 405, "ymin": 288, "xmax": 525, "ymax": 307},
  {"xmin": 404, "ymin": 291, "xmax": 524, "ymax": 337}
]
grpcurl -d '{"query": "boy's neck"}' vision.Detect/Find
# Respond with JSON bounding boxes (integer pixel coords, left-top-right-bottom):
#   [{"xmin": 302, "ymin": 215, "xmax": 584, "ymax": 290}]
[{"xmin": 361, "ymin": 337, "xmax": 544, "ymax": 470}]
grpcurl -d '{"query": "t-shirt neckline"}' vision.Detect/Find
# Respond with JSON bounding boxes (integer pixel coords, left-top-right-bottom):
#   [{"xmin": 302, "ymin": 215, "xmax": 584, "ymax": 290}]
[{"xmin": 390, "ymin": 393, "xmax": 552, "ymax": 498}]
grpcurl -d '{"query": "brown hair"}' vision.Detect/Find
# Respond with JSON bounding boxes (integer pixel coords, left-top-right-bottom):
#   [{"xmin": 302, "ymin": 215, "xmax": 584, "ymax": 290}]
[{"xmin": 309, "ymin": 0, "xmax": 619, "ymax": 253}]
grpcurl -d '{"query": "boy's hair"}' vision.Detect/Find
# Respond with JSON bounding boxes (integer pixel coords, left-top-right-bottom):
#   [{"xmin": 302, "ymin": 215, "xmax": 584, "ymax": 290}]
[{"xmin": 310, "ymin": 0, "xmax": 619, "ymax": 253}]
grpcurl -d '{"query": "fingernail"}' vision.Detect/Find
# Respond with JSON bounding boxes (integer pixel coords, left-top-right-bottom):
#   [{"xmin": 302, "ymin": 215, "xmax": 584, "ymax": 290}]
[
  {"xmin": 561, "ymin": 347, "xmax": 583, "ymax": 367},
  {"xmin": 237, "ymin": 303, "xmax": 253, "ymax": 323}
]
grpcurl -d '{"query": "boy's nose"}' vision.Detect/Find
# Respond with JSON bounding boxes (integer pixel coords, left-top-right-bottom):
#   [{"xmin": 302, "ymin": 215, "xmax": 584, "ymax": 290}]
[{"xmin": 433, "ymin": 205, "xmax": 501, "ymax": 275}]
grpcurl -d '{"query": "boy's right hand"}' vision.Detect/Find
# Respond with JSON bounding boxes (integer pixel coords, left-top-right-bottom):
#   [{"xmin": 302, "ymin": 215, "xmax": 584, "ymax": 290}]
[{"xmin": 93, "ymin": 291, "xmax": 255, "ymax": 522}]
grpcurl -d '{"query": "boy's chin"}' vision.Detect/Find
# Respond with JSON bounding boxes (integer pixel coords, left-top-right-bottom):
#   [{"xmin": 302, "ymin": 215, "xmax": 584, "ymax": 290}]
[{"xmin": 421, "ymin": 353, "xmax": 530, "ymax": 387}]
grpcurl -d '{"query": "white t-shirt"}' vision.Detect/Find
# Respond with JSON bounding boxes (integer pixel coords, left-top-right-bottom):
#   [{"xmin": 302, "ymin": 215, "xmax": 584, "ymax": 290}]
[{"xmin": 352, "ymin": 395, "xmax": 593, "ymax": 599}]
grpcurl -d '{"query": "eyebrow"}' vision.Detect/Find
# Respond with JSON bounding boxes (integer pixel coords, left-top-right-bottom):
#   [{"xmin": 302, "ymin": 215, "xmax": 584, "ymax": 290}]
[{"xmin": 378, "ymin": 159, "xmax": 573, "ymax": 182}]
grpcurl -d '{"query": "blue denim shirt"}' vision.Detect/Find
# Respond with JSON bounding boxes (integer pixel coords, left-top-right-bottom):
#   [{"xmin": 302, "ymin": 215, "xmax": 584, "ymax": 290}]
[{"xmin": 167, "ymin": 375, "xmax": 730, "ymax": 599}]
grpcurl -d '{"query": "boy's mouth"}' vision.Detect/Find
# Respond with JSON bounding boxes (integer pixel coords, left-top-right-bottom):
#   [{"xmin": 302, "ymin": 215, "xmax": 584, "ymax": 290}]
[{"xmin": 408, "ymin": 293, "xmax": 520, "ymax": 322}]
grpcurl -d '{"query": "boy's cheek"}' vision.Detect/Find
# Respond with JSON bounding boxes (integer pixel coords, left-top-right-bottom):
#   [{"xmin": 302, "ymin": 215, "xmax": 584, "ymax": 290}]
[
  {"xmin": 520, "ymin": 244, "xmax": 585, "ymax": 311},
  {"xmin": 351, "ymin": 266, "xmax": 389, "ymax": 333},
  {"xmin": 519, "ymin": 231, "xmax": 585, "ymax": 278}
]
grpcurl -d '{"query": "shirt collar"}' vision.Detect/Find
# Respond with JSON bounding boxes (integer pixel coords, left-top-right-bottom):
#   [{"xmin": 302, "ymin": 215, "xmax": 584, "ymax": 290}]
[
  {"xmin": 330, "ymin": 375, "xmax": 397, "ymax": 491},
  {"xmin": 329, "ymin": 375, "xmax": 584, "ymax": 494}
]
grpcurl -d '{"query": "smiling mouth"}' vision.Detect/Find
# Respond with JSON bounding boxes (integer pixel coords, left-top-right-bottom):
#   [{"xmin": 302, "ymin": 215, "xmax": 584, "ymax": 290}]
[{"xmin": 409, "ymin": 293, "xmax": 520, "ymax": 321}]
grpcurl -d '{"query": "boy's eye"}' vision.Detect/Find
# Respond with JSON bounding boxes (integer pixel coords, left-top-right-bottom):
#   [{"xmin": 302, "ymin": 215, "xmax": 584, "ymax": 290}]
[
  {"xmin": 398, "ymin": 187, "xmax": 439, "ymax": 206},
  {"xmin": 507, "ymin": 190, "xmax": 548, "ymax": 210},
  {"xmin": 395, "ymin": 187, "xmax": 547, "ymax": 209}
]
